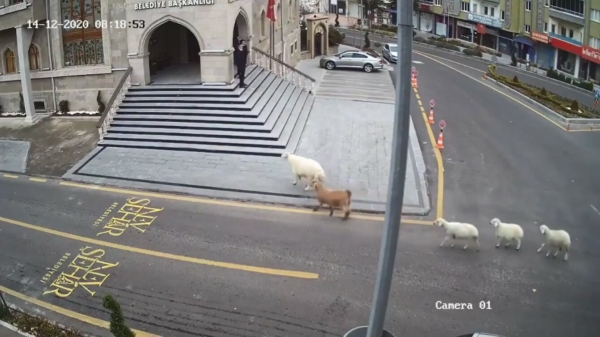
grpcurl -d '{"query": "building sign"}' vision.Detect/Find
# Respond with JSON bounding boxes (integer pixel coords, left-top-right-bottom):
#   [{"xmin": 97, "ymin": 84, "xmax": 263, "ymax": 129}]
[
  {"xmin": 549, "ymin": 34, "xmax": 582, "ymax": 56},
  {"xmin": 503, "ymin": 0, "xmax": 512, "ymax": 30},
  {"xmin": 536, "ymin": 0, "xmax": 544, "ymax": 32},
  {"xmin": 582, "ymin": 46, "xmax": 600, "ymax": 63},
  {"xmin": 457, "ymin": 20, "xmax": 475, "ymax": 29},
  {"xmin": 134, "ymin": 0, "xmax": 214, "ymax": 10},
  {"xmin": 468, "ymin": 13, "xmax": 502, "ymax": 28},
  {"xmin": 418, "ymin": 4, "xmax": 432, "ymax": 12},
  {"xmin": 531, "ymin": 32, "xmax": 549, "ymax": 44}
]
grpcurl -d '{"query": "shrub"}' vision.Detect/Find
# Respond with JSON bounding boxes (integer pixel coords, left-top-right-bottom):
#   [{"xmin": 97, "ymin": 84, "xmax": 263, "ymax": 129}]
[
  {"xmin": 434, "ymin": 41, "xmax": 460, "ymax": 51},
  {"xmin": 574, "ymin": 80, "xmax": 594, "ymax": 91},
  {"xmin": 328, "ymin": 26, "xmax": 344, "ymax": 46},
  {"xmin": 363, "ymin": 31, "xmax": 370, "ymax": 49},
  {"xmin": 570, "ymin": 100, "xmax": 580, "ymax": 112},
  {"xmin": 512, "ymin": 75, "xmax": 519, "ymax": 83},
  {"xmin": 510, "ymin": 53, "xmax": 517, "ymax": 66},
  {"xmin": 19, "ymin": 92, "xmax": 25, "ymax": 113},
  {"xmin": 540, "ymin": 87, "xmax": 548, "ymax": 96},
  {"xmin": 463, "ymin": 48, "xmax": 482, "ymax": 57},
  {"xmin": 58, "ymin": 100, "xmax": 69, "ymax": 113},
  {"xmin": 413, "ymin": 36, "xmax": 427, "ymax": 43},
  {"xmin": 374, "ymin": 41, "xmax": 382, "ymax": 48},
  {"xmin": 96, "ymin": 90, "xmax": 106, "ymax": 114},
  {"xmin": 103, "ymin": 295, "xmax": 136, "ymax": 337}
]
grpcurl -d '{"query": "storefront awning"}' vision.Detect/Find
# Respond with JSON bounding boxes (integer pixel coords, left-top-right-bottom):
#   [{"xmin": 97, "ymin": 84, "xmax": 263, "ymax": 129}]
[{"xmin": 513, "ymin": 36, "xmax": 533, "ymax": 46}]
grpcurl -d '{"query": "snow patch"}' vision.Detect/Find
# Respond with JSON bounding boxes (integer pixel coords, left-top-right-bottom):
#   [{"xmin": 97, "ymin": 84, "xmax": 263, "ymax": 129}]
[
  {"xmin": 53, "ymin": 110, "xmax": 100, "ymax": 116},
  {"xmin": 0, "ymin": 112, "xmax": 26, "ymax": 117}
]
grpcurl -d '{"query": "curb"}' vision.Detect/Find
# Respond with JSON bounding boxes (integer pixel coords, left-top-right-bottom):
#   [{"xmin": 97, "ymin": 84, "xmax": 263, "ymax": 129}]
[
  {"xmin": 485, "ymin": 77, "xmax": 600, "ymax": 127},
  {"xmin": 0, "ymin": 321, "xmax": 35, "ymax": 337}
]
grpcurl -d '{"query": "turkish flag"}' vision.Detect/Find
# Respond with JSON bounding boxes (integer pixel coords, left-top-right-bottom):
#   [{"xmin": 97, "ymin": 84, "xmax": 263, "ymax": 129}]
[{"xmin": 267, "ymin": 0, "xmax": 276, "ymax": 22}]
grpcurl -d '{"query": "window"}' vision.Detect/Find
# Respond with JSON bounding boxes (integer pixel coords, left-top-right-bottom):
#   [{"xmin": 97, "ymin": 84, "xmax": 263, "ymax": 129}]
[
  {"xmin": 484, "ymin": 6, "xmax": 488, "ymax": 15},
  {"xmin": 461, "ymin": 1, "xmax": 470, "ymax": 12},
  {"xmin": 551, "ymin": 24, "xmax": 556, "ymax": 33},
  {"xmin": 544, "ymin": 22, "xmax": 548, "ymax": 32},
  {"xmin": 569, "ymin": 29, "xmax": 574, "ymax": 38},
  {"xmin": 561, "ymin": 27, "xmax": 567, "ymax": 36},
  {"xmin": 591, "ymin": 37, "xmax": 600, "ymax": 50},
  {"xmin": 4, "ymin": 49, "xmax": 16, "ymax": 74},
  {"xmin": 525, "ymin": 25, "xmax": 531, "ymax": 33},
  {"xmin": 491, "ymin": 8, "xmax": 495, "ymax": 16},
  {"xmin": 9, "ymin": 0, "xmax": 24, "ymax": 4},
  {"xmin": 545, "ymin": 0, "xmax": 548, "ymax": 6},
  {"xmin": 592, "ymin": 9, "xmax": 600, "ymax": 23},
  {"xmin": 261, "ymin": 10, "xmax": 266, "ymax": 37},
  {"xmin": 435, "ymin": 0, "xmax": 442, "ymax": 5},
  {"xmin": 525, "ymin": 0, "xmax": 531, "ymax": 11},
  {"xmin": 501, "ymin": 10, "xmax": 505, "ymax": 20},
  {"xmin": 472, "ymin": 4, "xmax": 478, "ymax": 13},
  {"xmin": 61, "ymin": 0, "xmax": 104, "ymax": 67},
  {"xmin": 352, "ymin": 53, "xmax": 368, "ymax": 58},
  {"xmin": 28, "ymin": 44, "xmax": 40, "ymax": 70}
]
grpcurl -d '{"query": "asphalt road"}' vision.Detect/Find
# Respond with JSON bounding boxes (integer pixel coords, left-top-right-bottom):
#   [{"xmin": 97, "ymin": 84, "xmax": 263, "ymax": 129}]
[
  {"xmin": 339, "ymin": 28, "xmax": 596, "ymax": 107},
  {"xmin": 1, "ymin": 167, "xmax": 600, "ymax": 337}
]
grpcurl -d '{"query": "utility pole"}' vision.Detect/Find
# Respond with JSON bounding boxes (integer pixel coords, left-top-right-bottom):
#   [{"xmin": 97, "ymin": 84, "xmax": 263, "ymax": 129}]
[{"xmin": 344, "ymin": 0, "xmax": 412, "ymax": 335}]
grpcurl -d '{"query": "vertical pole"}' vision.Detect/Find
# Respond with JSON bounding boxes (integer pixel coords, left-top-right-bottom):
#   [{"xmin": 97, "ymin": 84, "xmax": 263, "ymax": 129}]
[
  {"xmin": 365, "ymin": 0, "xmax": 412, "ymax": 334},
  {"xmin": 360, "ymin": 0, "xmax": 363, "ymax": 47}
]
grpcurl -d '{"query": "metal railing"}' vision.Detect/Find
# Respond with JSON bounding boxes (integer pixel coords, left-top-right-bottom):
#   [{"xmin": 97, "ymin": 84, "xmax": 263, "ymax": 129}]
[
  {"xmin": 251, "ymin": 47, "xmax": 316, "ymax": 93},
  {"xmin": 97, "ymin": 66, "xmax": 132, "ymax": 140}
]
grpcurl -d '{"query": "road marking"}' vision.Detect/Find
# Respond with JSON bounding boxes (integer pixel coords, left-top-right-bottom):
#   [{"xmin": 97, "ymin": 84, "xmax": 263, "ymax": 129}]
[
  {"xmin": 591, "ymin": 205, "xmax": 600, "ymax": 217},
  {"xmin": 411, "ymin": 87, "xmax": 445, "ymax": 219},
  {"xmin": 414, "ymin": 51, "xmax": 600, "ymax": 133},
  {"xmin": 0, "ymin": 215, "xmax": 320, "ymax": 279},
  {"xmin": 412, "ymin": 61, "xmax": 424, "ymax": 64},
  {"xmin": 0, "ymin": 285, "xmax": 160, "ymax": 337},
  {"xmin": 414, "ymin": 51, "xmax": 569, "ymax": 131},
  {"xmin": 3, "ymin": 174, "xmax": 18, "ymax": 179},
  {"xmin": 29, "ymin": 177, "xmax": 47, "ymax": 182},
  {"xmin": 58, "ymin": 181, "xmax": 433, "ymax": 225}
]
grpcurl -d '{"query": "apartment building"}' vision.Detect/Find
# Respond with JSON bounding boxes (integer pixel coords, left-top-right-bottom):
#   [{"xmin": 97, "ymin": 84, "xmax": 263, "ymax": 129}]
[
  {"xmin": 411, "ymin": 0, "xmax": 600, "ymax": 82},
  {"xmin": 0, "ymin": 0, "xmax": 301, "ymax": 117}
]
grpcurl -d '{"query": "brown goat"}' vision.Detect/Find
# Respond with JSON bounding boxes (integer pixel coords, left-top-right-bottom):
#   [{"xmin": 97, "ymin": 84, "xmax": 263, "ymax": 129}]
[{"xmin": 312, "ymin": 181, "xmax": 352, "ymax": 220}]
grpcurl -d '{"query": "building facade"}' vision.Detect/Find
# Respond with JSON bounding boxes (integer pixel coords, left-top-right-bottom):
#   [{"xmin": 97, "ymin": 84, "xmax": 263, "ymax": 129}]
[
  {"xmin": 0, "ymin": 0, "xmax": 302, "ymax": 116},
  {"xmin": 411, "ymin": 0, "xmax": 600, "ymax": 83}
]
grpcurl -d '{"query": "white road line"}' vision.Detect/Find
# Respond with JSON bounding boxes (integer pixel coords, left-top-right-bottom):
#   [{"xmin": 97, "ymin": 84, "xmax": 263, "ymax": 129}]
[{"xmin": 591, "ymin": 205, "xmax": 600, "ymax": 217}]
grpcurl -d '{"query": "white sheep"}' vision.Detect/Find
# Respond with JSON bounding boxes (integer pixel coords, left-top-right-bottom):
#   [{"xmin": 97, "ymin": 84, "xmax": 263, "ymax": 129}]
[
  {"xmin": 490, "ymin": 218, "xmax": 524, "ymax": 251},
  {"xmin": 434, "ymin": 218, "xmax": 480, "ymax": 251},
  {"xmin": 537, "ymin": 225, "xmax": 571, "ymax": 261},
  {"xmin": 281, "ymin": 152, "xmax": 326, "ymax": 191}
]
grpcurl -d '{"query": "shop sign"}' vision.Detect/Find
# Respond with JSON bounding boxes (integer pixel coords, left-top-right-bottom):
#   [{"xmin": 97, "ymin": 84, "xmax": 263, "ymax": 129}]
[
  {"xmin": 476, "ymin": 23, "xmax": 486, "ymax": 34},
  {"xmin": 582, "ymin": 46, "xmax": 600, "ymax": 63},
  {"xmin": 549, "ymin": 34, "xmax": 582, "ymax": 56},
  {"xmin": 531, "ymin": 32, "xmax": 549, "ymax": 44},
  {"xmin": 457, "ymin": 20, "xmax": 474, "ymax": 29},
  {"xmin": 467, "ymin": 13, "xmax": 502, "ymax": 28},
  {"xmin": 134, "ymin": 0, "xmax": 214, "ymax": 10},
  {"xmin": 418, "ymin": 4, "xmax": 432, "ymax": 12}
]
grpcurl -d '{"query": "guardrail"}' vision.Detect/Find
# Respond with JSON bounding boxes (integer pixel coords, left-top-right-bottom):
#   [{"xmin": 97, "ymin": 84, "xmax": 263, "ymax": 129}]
[
  {"xmin": 252, "ymin": 47, "xmax": 316, "ymax": 93},
  {"xmin": 97, "ymin": 66, "xmax": 132, "ymax": 140}
]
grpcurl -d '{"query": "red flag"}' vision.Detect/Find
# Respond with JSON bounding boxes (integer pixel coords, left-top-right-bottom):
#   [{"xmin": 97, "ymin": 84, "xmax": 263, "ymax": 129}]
[{"xmin": 266, "ymin": 0, "xmax": 276, "ymax": 22}]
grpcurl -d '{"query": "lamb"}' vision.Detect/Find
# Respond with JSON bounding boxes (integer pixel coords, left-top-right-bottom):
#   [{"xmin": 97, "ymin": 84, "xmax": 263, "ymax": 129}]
[
  {"xmin": 312, "ymin": 181, "xmax": 352, "ymax": 220},
  {"xmin": 433, "ymin": 218, "xmax": 480, "ymax": 251},
  {"xmin": 281, "ymin": 152, "xmax": 325, "ymax": 191},
  {"xmin": 537, "ymin": 224, "xmax": 571, "ymax": 261},
  {"xmin": 490, "ymin": 218, "xmax": 524, "ymax": 251}
]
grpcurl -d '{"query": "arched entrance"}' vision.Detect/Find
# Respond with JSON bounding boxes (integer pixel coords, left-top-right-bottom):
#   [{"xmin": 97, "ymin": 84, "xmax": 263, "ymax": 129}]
[
  {"xmin": 147, "ymin": 21, "xmax": 201, "ymax": 84},
  {"xmin": 233, "ymin": 12, "xmax": 250, "ymax": 47},
  {"xmin": 313, "ymin": 24, "xmax": 326, "ymax": 57}
]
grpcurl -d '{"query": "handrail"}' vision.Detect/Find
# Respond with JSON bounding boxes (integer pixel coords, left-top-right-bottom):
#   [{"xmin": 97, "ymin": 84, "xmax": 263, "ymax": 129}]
[
  {"xmin": 97, "ymin": 66, "xmax": 132, "ymax": 140},
  {"xmin": 97, "ymin": 66, "xmax": 132, "ymax": 128},
  {"xmin": 251, "ymin": 47, "xmax": 316, "ymax": 82}
]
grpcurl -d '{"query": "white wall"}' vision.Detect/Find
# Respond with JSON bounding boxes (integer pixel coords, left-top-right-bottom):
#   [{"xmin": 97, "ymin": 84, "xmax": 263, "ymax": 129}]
[
  {"xmin": 548, "ymin": 18, "xmax": 584, "ymax": 42},
  {"xmin": 470, "ymin": 0, "xmax": 500, "ymax": 19}
]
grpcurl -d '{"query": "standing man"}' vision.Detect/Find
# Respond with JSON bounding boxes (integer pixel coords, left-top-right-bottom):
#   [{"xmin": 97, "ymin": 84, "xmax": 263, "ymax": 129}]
[{"xmin": 234, "ymin": 39, "xmax": 249, "ymax": 88}]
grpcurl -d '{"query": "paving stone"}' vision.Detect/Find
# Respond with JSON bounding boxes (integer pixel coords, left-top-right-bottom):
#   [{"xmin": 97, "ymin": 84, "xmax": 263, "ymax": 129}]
[{"xmin": 0, "ymin": 140, "xmax": 30, "ymax": 173}]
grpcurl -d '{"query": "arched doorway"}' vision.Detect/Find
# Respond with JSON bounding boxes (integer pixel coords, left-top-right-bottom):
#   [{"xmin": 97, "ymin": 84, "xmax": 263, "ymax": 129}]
[
  {"xmin": 147, "ymin": 21, "xmax": 201, "ymax": 84},
  {"xmin": 232, "ymin": 12, "xmax": 250, "ymax": 78},
  {"xmin": 313, "ymin": 24, "xmax": 326, "ymax": 57}
]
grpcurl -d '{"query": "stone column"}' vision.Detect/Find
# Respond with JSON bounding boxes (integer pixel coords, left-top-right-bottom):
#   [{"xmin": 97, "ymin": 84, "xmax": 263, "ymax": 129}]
[
  {"xmin": 128, "ymin": 52, "xmax": 150, "ymax": 85},
  {"xmin": 16, "ymin": 26, "xmax": 37, "ymax": 123},
  {"xmin": 200, "ymin": 49, "xmax": 234, "ymax": 85}
]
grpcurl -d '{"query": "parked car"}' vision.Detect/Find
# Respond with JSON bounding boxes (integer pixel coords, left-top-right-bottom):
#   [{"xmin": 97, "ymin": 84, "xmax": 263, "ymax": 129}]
[
  {"xmin": 319, "ymin": 51, "xmax": 384, "ymax": 73},
  {"xmin": 382, "ymin": 43, "xmax": 398, "ymax": 63}
]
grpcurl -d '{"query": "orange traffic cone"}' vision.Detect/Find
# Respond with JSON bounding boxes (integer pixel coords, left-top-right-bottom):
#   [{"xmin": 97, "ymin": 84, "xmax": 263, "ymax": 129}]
[
  {"xmin": 482, "ymin": 74, "xmax": 487, "ymax": 80},
  {"xmin": 411, "ymin": 76, "xmax": 416, "ymax": 88},
  {"xmin": 436, "ymin": 130, "xmax": 444, "ymax": 149},
  {"xmin": 413, "ymin": 77, "xmax": 418, "ymax": 89},
  {"xmin": 428, "ymin": 108, "xmax": 435, "ymax": 124}
]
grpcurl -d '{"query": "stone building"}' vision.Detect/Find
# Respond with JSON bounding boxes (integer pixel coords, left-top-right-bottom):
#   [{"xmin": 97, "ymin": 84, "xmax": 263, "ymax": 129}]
[{"xmin": 0, "ymin": 0, "xmax": 302, "ymax": 117}]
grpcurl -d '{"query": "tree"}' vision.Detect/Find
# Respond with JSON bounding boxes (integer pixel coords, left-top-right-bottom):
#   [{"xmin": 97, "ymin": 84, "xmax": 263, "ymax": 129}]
[
  {"xmin": 103, "ymin": 295, "xmax": 136, "ymax": 337},
  {"xmin": 363, "ymin": 0, "xmax": 385, "ymax": 27}
]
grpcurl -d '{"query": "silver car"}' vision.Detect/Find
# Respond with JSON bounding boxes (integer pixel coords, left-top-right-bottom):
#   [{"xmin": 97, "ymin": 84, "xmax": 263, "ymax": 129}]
[
  {"xmin": 382, "ymin": 43, "xmax": 398, "ymax": 63},
  {"xmin": 319, "ymin": 51, "xmax": 384, "ymax": 73}
]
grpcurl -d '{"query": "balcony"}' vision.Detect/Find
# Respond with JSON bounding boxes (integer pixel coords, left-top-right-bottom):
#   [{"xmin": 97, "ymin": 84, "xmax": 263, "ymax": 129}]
[
  {"xmin": 548, "ymin": 0, "xmax": 585, "ymax": 26},
  {"xmin": 0, "ymin": 0, "xmax": 47, "ymax": 32}
]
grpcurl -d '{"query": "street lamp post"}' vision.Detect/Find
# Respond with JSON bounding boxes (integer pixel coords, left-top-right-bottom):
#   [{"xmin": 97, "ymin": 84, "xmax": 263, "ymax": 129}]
[{"xmin": 344, "ymin": 0, "xmax": 413, "ymax": 335}]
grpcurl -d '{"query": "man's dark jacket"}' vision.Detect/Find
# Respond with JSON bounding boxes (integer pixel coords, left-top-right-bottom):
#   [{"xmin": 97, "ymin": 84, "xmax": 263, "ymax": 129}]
[{"xmin": 234, "ymin": 47, "xmax": 248, "ymax": 68}]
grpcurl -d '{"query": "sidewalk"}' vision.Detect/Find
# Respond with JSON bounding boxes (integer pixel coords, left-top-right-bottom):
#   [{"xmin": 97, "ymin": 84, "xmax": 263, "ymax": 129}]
[{"xmin": 0, "ymin": 321, "xmax": 30, "ymax": 337}]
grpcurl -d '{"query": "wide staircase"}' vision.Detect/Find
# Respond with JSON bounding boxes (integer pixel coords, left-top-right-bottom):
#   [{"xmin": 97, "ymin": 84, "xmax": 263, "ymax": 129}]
[{"xmin": 97, "ymin": 48, "xmax": 316, "ymax": 157}]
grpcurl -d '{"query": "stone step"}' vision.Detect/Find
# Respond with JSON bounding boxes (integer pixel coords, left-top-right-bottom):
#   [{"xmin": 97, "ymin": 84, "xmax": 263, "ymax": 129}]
[
  {"xmin": 99, "ymin": 141, "xmax": 285, "ymax": 157},
  {"xmin": 122, "ymin": 70, "xmax": 270, "ymax": 104},
  {"xmin": 131, "ymin": 65, "xmax": 260, "ymax": 91},
  {"xmin": 113, "ymin": 114, "xmax": 265, "ymax": 124},
  {"xmin": 284, "ymin": 94, "xmax": 315, "ymax": 153},
  {"xmin": 103, "ymin": 133, "xmax": 287, "ymax": 148},
  {"xmin": 117, "ymin": 75, "xmax": 282, "ymax": 111}
]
